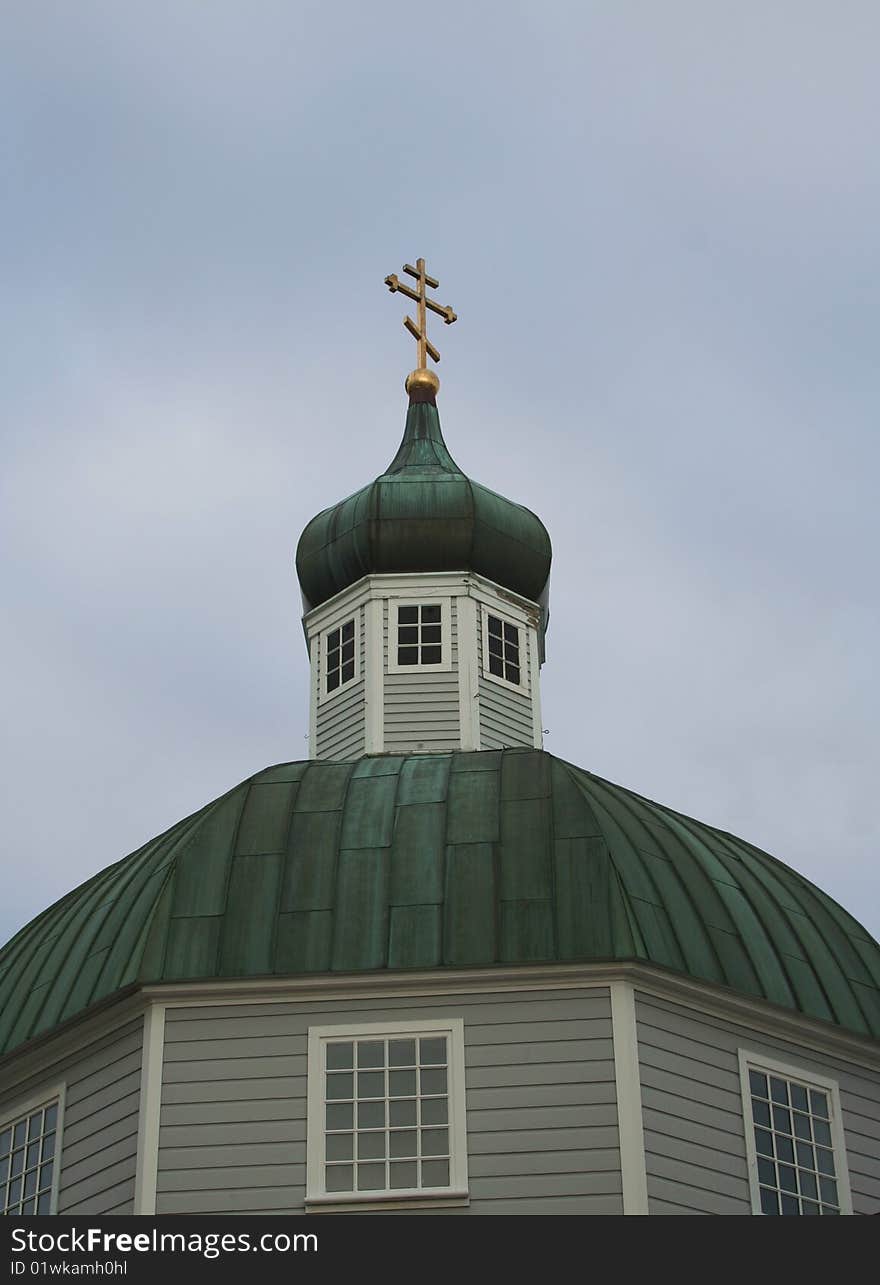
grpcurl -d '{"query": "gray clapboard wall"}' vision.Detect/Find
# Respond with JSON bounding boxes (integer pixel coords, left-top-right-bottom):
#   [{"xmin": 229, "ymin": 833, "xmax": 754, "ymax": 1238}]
[
  {"xmin": 315, "ymin": 605, "xmax": 366, "ymax": 761},
  {"xmin": 157, "ymin": 985, "xmax": 621, "ymax": 1215},
  {"xmin": 635, "ymin": 991, "xmax": 880, "ymax": 1215},
  {"xmin": 0, "ymin": 1018, "xmax": 143, "ymax": 1216},
  {"xmin": 383, "ymin": 601, "xmax": 461, "ymax": 753},
  {"xmin": 476, "ymin": 613, "xmax": 534, "ymax": 750}
]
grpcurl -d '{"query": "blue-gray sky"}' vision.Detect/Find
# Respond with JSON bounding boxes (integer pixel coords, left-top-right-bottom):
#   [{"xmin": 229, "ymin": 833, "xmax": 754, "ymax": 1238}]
[{"xmin": 2, "ymin": 2, "xmax": 878, "ymax": 947}]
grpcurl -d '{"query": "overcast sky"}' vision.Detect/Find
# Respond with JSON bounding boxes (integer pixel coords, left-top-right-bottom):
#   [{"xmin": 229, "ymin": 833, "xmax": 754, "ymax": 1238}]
[{"xmin": 2, "ymin": 2, "xmax": 878, "ymax": 952}]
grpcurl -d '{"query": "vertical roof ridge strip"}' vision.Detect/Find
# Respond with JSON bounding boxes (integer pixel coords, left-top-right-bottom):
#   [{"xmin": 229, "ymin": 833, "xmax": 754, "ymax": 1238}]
[
  {"xmin": 0, "ymin": 840, "xmax": 145, "ymax": 986},
  {"xmin": 86, "ymin": 791, "xmax": 240, "ymax": 1004},
  {"xmin": 111, "ymin": 774, "xmax": 258, "ymax": 990},
  {"xmin": 548, "ymin": 755, "xmax": 597, "ymax": 958},
  {"xmin": 0, "ymin": 826, "xmax": 167, "ymax": 1054},
  {"xmin": 727, "ymin": 830, "xmax": 880, "ymax": 1037},
  {"xmin": 124, "ymin": 864, "xmax": 177, "ymax": 987},
  {"xmin": 384, "ymin": 752, "xmax": 409, "ymax": 967},
  {"xmin": 442, "ymin": 750, "xmax": 457, "ymax": 966},
  {"xmin": 214, "ymin": 779, "xmax": 258, "ymax": 981},
  {"xmin": 646, "ymin": 805, "xmax": 800, "ymax": 1012},
  {"xmin": 435, "ymin": 752, "xmax": 453, "ymax": 966},
  {"xmin": 0, "ymin": 853, "xmax": 133, "ymax": 1055},
  {"xmin": 561, "ymin": 761, "xmax": 685, "ymax": 967},
  {"xmin": 268, "ymin": 779, "xmax": 303, "ymax": 977},
  {"xmin": 0, "ymin": 823, "xmax": 170, "ymax": 1029},
  {"xmin": 578, "ymin": 770, "xmax": 731, "ymax": 988},
  {"xmin": 326, "ymin": 756, "xmax": 362, "ymax": 972},
  {"xmin": 367, "ymin": 467, "xmax": 380, "ymax": 577},
  {"xmin": 491, "ymin": 751, "xmax": 503, "ymax": 962},
  {"xmin": 736, "ymin": 829, "xmax": 880, "ymax": 957},
  {"xmin": 553, "ymin": 758, "xmax": 642, "ymax": 957},
  {"xmin": 702, "ymin": 824, "xmax": 846, "ymax": 1017},
  {"xmin": 27, "ymin": 799, "xmax": 215, "ymax": 1039},
  {"xmin": 568, "ymin": 762, "xmax": 878, "ymax": 1037},
  {"xmin": 465, "ymin": 475, "xmax": 477, "ymax": 570},
  {"xmin": 3, "ymin": 764, "xmax": 259, "ymax": 1001},
  {"xmin": 801, "ymin": 876, "xmax": 880, "ymax": 951},
  {"xmin": 689, "ymin": 820, "xmax": 860, "ymax": 1032}
]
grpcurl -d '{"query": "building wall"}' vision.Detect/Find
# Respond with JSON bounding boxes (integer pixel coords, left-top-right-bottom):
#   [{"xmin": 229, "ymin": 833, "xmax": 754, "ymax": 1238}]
[
  {"xmin": 383, "ymin": 599, "xmax": 461, "ymax": 753},
  {"xmin": 476, "ymin": 609, "xmax": 535, "ymax": 751},
  {"xmin": 0, "ymin": 1017, "xmax": 143, "ymax": 1216},
  {"xmin": 306, "ymin": 573, "xmax": 543, "ymax": 759},
  {"xmin": 635, "ymin": 990, "xmax": 880, "ymax": 1215},
  {"xmin": 315, "ymin": 603, "xmax": 366, "ymax": 761},
  {"xmin": 156, "ymin": 985, "xmax": 622, "ymax": 1215}
]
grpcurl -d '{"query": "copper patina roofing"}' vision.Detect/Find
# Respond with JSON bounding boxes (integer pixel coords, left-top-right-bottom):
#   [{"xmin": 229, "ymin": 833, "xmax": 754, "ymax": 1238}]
[
  {"xmin": 295, "ymin": 397, "xmax": 552, "ymax": 614},
  {"xmin": 1, "ymin": 749, "xmax": 878, "ymax": 1058}
]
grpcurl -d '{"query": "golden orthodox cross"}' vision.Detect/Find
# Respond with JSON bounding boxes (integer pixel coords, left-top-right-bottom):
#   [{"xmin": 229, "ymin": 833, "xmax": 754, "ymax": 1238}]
[{"xmin": 384, "ymin": 258, "xmax": 457, "ymax": 369}]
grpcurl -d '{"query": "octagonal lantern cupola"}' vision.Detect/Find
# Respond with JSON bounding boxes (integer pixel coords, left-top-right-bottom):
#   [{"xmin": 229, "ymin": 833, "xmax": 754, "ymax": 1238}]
[{"xmin": 295, "ymin": 258, "xmax": 551, "ymax": 759}]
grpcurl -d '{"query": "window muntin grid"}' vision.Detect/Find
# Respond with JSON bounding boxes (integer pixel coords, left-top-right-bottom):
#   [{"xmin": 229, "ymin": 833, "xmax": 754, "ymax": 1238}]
[
  {"xmin": 486, "ymin": 613, "xmax": 521, "ymax": 685},
  {"xmin": 0, "ymin": 1101, "xmax": 59, "ymax": 1217},
  {"xmin": 396, "ymin": 604, "xmax": 442, "ymax": 667},
  {"xmin": 326, "ymin": 618, "xmax": 356, "ymax": 694},
  {"xmin": 323, "ymin": 1035, "xmax": 451, "ymax": 1195},
  {"xmin": 748, "ymin": 1068, "xmax": 840, "ymax": 1215}
]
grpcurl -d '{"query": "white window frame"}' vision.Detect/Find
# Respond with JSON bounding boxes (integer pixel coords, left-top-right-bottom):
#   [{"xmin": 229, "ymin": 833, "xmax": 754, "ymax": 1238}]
[
  {"xmin": 738, "ymin": 1049, "xmax": 853, "ymax": 1215},
  {"xmin": 387, "ymin": 599, "xmax": 453, "ymax": 675},
  {"xmin": 481, "ymin": 604, "xmax": 529, "ymax": 694},
  {"xmin": 318, "ymin": 612, "xmax": 360, "ymax": 705},
  {"xmin": 0, "ymin": 1084, "xmax": 66, "ymax": 1217},
  {"xmin": 306, "ymin": 1017, "xmax": 468, "ymax": 1211}
]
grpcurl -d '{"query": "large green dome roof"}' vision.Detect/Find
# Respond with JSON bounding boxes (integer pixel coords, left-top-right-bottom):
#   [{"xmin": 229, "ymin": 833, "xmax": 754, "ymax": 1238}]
[
  {"xmin": 1, "ymin": 749, "xmax": 878, "ymax": 1059},
  {"xmin": 295, "ymin": 398, "xmax": 552, "ymax": 613}
]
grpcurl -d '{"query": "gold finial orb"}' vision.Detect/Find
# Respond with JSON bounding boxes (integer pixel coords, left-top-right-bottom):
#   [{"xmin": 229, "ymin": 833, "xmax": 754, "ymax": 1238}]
[{"xmin": 405, "ymin": 367, "xmax": 440, "ymax": 398}]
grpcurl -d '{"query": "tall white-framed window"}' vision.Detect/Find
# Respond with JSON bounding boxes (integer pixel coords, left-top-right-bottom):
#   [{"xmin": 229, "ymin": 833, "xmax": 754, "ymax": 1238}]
[
  {"xmin": 387, "ymin": 600, "xmax": 452, "ymax": 674},
  {"xmin": 319, "ymin": 614, "xmax": 359, "ymax": 702},
  {"xmin": 306, "ymin": 1018, "xmax": 468, "ymax": 1209},
  {"xmin": 481, "ymin": 605, "xmax": 527, "ymax": 693},
  {"xmin": 0, "ymin": 1087, "xmax": 65, "ymax": 1217},
  {"xmin": 738, "ymin": 1050, "xmax": 852, "ymax": 1215}
]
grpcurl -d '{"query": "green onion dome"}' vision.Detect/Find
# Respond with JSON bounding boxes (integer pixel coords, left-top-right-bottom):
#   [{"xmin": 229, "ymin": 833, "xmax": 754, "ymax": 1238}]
[
  {"xmin": 1, "ymin": 750, "xmax": 878, "ymax": 1058},
  {"xmin": 295, "ymin": 393, "xmax": 552, "ymax": 615}
]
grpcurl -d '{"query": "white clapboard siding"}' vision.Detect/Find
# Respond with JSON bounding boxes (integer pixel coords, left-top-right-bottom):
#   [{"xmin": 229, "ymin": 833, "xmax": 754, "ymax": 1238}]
[
  {"xmin": 476, "ymin": 615, "xmax": 534, "ymax": 750},
  {"xmin": 635, "ymin": 991, "xmax": 880, "ymax": 1215},
  {"xmin": 0, "ymin": 1018, "xmax": 143, "ymax": 1216},
  {"xmin": 157, "ymin": 986, "xmax": 621, "ymax": 1215},
  {"xmin": 315, "ymin": 604, "xmax": 366, "ymax": 760},
  {"xmin": 382, "ymin": 600, "xmax": 461, "ymax": 752}
]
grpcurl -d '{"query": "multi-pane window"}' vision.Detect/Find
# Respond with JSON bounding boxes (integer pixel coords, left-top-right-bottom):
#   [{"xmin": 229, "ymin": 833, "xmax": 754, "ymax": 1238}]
[
  {"xmin": 1, "ymin": 1099, "xmax": 60, "ymax": 1216},
  {"xmin": 396, "ymin": 604, "xmax": 442, "ymax": 667},
  {"xmin": 486, "ymin": 613, "xmax": 521, "ymax": 685},
  {"xmin": 325, "ymin": 618, "xmax": 356, "ymax": 694},
  {"xmin": 745, "ymin": 1065, "xmax": 845, "ymax": 1215},
  {"xmin": 307, "ymin": 1020, "xmax": 467, "ymax": 1205}
]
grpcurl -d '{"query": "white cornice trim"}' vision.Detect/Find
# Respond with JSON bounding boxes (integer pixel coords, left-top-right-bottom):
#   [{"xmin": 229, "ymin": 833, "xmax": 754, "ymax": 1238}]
[
  {"xmin": 4, "ymin": 961, "xmax": 879, "ymax": 1090},
  {"xmin": 465, "ymin": 575, "xmax": 542, "ymax": 631},
  {"xmin": 138, "ymin": 963, "xmax": 880, "ymax": 1068},
  {"xmin": 630, "ymin": 973, "xmax": 880, "ymax": 1070},
  {"xmin": 0, "ymin": 992, "xmax": 146, "ymax": 1092},
  {"xmin": 142, "ymin": 964, "xmax": 614, "ymax": 1006},
  {"xmin": 303, "ymin": 571, "xmax": 542, "ymax": 634}
]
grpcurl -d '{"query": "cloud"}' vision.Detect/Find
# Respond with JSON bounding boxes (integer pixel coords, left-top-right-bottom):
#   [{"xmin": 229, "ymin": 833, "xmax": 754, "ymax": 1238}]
[{"xmin": 1, "ymin": 1, "xmax": 877, "ymax": 951}]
